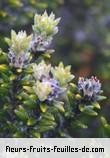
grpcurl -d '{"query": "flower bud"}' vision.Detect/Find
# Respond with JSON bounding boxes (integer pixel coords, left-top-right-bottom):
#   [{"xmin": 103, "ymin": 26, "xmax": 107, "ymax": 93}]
[{"xmin": 78, "ymin": 76, "xmax": 101, "ymax": 101}]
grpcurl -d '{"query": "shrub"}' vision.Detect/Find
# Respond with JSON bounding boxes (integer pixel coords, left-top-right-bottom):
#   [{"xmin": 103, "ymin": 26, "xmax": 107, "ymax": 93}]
[{"xmin": 0, "ymin": 11, "xmax": 107, "ymax": 138}]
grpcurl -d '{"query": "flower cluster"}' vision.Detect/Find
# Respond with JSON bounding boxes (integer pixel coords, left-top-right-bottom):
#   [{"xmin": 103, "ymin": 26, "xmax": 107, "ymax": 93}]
[
  {"xmin": 6, "ymin": 11, "xmax": 60, "ymax": 68},
  {"xmin": 78, "ymin": 76, "xmax": 101, "ymax": 100},
  {"xmin": 30, "ymin": 11, "xmax": 60, "ymax": 53},
  {"xmin": 6, "ymin": 30, "xmax": 32, "ymax": 68},
  {"xmin": 33, "ymin": 61, "xmax": 73, "ymax": 102},
  {"xmin": 51, "ymin": 62, "xmax": 74, "ymax": 86},
  {"xmin": 5, "ymin": 11, "xmax": 103, "ymax": 103},
  {"xmin": 33, "ymin": 60, "xmax": 51, "ymax": 80}
]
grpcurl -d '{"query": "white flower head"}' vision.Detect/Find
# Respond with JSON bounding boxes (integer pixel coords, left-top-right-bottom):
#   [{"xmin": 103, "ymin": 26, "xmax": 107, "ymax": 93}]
[
  {"xmin": 33, "ymin": 11, "xmax": 61, "ymax": 38},
  {"xmin": 7, "ymin": 30, "xmax": 32, "ymax": 55},
  {"xmin": 33, "ymin": 60, "xmax": 51, "ymax": 80},
  {"xmin": 31, "ymin": 11, "xmax": 60, "ymax": 53},
  {"xmin": 33, "ymin": 78, "xmax": 65, "ymax": 102},
  {"xmin": 33, "ymin": 80, "xmax": 52, "ymax": 101},
  {"xmin": 6, "ymin": 30, "xmax": 32, "ymax": 68}
]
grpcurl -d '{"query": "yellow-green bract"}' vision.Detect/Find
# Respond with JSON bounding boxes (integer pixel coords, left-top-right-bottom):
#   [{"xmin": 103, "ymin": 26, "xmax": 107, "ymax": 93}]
[
  {"xmin": 51, "ymin": 62, "xmax": 75, "ymax": 86},
  {"xmin": 6, "ymin": 30, "xmax": 32, "ymax": 55},
  {"xmin": 33, "ymin": 11, "xmax": 61, "ymax": 38}
]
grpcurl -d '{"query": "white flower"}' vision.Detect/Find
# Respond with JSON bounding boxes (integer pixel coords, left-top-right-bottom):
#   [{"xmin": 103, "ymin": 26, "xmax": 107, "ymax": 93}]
[
  {"xmin": 33, "ymin": 11, "xmax": 61, "ymax": 38},
  {"xmin": 33, "ymin": 60, "xmax": 51, "ymax": 80},
  {"xmin": 30, "ymin": 11, "xmax": 61, "ymax": 53},
  {"xmin": 6, "ymin": 30, "xmax": 32, "ymax": 68},
  {"xmin": 7, "ymin": 30, "xmax": 32, "ymax": 55},
  {"xmin": 33, "ymin": 80, "xmax": 52, "ymax": 101}
]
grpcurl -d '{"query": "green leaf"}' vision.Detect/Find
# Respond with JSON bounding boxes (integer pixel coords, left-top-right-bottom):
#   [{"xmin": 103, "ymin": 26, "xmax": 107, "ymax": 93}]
[
  {"xmin": 69, "ymin": 83, "xmax": 77, "ymax": 92},
  {"xmin": 42, "ymin": 113, "xmax": 55, "ymax": 121},
  {"xmin": 14, "ymin": 106, "xmax": 29, "ymax": 122},
  {"xmin": 83, "ymin": 106, "xmax": 98, "ymax": 116},
  {"xmin": 29, "ymin": 94, "xmax": 37, "ymax": 100},
  {"xmin": 92, "ymin": 102, "xmax": 101, "ymax": 109},
  {"xmin": 96, "ymin": 95, "xmax": 107, "ymax": 101},
  {"xmin": 10, "ymin": 74, "xmax": 17, "ymax": 80},
  {"xmin": 38, "ymin": 126, "xmax": 55, "ymax": 133},
  {"xmin": 1, "ymin": 72, "xmax": 10, "ymax": 82},
  {"xmin": 27, "ymin": 118, "xmax": 37, "ymax": 126},
  {"xmin": 0, "ymin": 50, "xmax": 8, "ymax": 63},
  {"xmin": 23, "ymin": 86, "xmax": 34, "ymax": 93},
  {"xmin": 100, "ymin": 116, "xmax": 107, "ymax": 126},
  {"xmin": 79, "ymin": 105, "xmax": 98, "ymax": 116},
  {"xmin": 54, "ymin": 101, "xmax": 65, "ymax": 112},
  {"xmin": 42, "ymin": 50, "xmax": 54, "ymax": 59},
  {"xmin": 24, "ymin": 66, "xmax": 33, "ymax": 73},
  {"xmin": 39, "ymin": 119, "xmax": 56, "ymax": 127},
  {"xmin": 79, "ymin": 104, "xmax": 84, "ymax": 112},
  {"xmin": 73, "ymin": 120, "xmax": 88, "ymax": 129},
  {"xmin": 75, "ymin": 94, "xmax": 82, "ymax": 100},
  {"xmin": 0, "ymin": 64, "xmax": 8, "ymax": 72},
  {"xmin": 23, "ymin": 99, "xmax": 36, "ymax": 109},
  {"xmin": 40, "ymin": 104, "xmax": 47, "ymax": 113},
  {"xmin": 30, "ymin": 130, "xmax": 41, "ymax": 138},
  {"xmin": 16, "ymin": 68, "xmax": 22, "ymax": 73},
  {"xmin": 105, "ymin": 124, "xmax": 110, "ymax": 131},
  {"xmin": 5, "ymin": 37, "xmax": 11, "ymax": 46}
]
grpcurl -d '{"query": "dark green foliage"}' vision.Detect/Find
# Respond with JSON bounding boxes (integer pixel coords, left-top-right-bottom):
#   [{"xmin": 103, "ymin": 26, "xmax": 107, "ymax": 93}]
[{"xmin": 0, "ymin": 47, "xmax": 107, "ymax": 137}]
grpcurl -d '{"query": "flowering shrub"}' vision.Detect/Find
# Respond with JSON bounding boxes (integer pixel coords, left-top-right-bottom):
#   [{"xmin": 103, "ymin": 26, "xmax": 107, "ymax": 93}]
[{"xmin": 0, "ymin": 11, "xmax": 107, "ymax": 137}]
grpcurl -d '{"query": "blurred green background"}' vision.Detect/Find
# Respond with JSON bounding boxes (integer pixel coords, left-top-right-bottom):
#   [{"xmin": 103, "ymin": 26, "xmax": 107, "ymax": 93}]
[{"xmin": 0, "ymin": 0, "xmax": 110, "ymax": 136}]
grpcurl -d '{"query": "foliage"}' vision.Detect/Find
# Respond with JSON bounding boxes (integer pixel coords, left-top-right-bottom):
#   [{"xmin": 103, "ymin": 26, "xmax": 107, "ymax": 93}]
[{"xmin": 0, "ymin": 11, "xmax": 107, "ymax": 138}]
